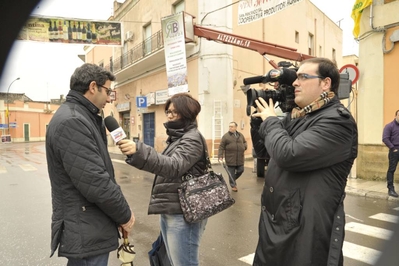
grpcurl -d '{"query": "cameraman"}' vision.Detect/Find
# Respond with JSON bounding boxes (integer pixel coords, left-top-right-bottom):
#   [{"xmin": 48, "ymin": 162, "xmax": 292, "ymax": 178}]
[{"xmin": 251, "ymin": 57, "xmax": 358, "ymax": 266}]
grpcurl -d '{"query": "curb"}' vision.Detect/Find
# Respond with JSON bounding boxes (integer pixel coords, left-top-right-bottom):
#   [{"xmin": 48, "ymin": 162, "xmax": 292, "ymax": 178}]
[{"xmin": 345, "ymin": 186, "xmax": 399, "ymax": 201}]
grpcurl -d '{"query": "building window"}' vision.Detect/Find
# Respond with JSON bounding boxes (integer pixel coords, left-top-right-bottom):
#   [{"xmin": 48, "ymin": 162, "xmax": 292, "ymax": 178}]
[
  {"xmin": 143, "ymin": 23, "xmax": 152, "ymax": 55},
  {"xmin": 122, "ymin": 42, "xmax": 128, "ymax": 67},
  {"xmin": 308, "ymin": 33, "xmax": 314, "ymax": 56},
  {"xmin": 173, "ymin": 0, "xmax": 185, "ymax": 13},
  {"xmin": 295, "ymin": 31, "xmax": 299, "ymax": 43},
  {"xmin": 332, "ymin": 48, "xmax": 336, "ymax": 61}
]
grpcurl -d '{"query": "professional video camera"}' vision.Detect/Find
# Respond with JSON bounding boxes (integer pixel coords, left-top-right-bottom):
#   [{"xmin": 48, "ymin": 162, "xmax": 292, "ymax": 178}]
[
  {"xmin": 243, "ymin": 60, "xmax": 353, "ymax": 116},
  {"xmin": 243, "ymin": 67, "xmax": 298, "ymax": 116}
]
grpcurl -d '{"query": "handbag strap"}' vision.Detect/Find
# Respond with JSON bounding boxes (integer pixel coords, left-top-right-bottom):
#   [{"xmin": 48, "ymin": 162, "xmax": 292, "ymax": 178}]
[
  {"xmin": 181, "ymin": 132, "xmax": 214, "ymax": 181},
  {"xmin": 198, "ymin": 133, "xmax": 215, "ymax": 176}
]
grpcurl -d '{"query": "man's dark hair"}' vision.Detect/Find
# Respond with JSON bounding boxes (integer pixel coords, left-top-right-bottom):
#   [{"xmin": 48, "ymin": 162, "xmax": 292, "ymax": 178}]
[
  {"xmin": 300, "ymin": 57, "xmax": 340, "ymax": 94},
  {"xmin": 70, "ymin": 63, "xmax": 116, "ymax": 94},
  {"xmin": 165, "ymin": 93, "xmax": 201, "ymax": 124},
  {"xmin": 230, "ymin": 122, "xmax": 238, "ymax": 127},
  {"xmin": 395, "ymin": 110, "xmax": 399, "ymax": 116}
]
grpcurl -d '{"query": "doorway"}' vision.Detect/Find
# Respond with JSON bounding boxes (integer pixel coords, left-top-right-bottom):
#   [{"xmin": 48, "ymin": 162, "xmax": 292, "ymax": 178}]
[
  {"xmin": 143, "ymin": 113, "xmax": 155, "ymax": 147},
  {"xmin": 122, "ymin": 113, "xmax": 130, "ymax": 140},
  {"xmin": 24, "ymin": 123, "xmax": 30, "ymax": 142}
]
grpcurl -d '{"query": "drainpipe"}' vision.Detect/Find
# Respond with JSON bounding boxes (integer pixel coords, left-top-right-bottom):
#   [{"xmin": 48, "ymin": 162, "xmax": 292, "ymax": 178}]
[{"xmin": 369, "ymin": 3, "xmax": 376, "ymax": 30}]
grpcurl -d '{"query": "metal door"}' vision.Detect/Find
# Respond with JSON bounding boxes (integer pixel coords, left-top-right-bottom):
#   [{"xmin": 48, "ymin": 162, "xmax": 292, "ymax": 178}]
[
  {"xmin": 143, "ymin": 113, "xmax": 155, "ymax": 147},
  {"xmin": 24, "ymin": 123, "xmax": 30, "ymax": 142}
]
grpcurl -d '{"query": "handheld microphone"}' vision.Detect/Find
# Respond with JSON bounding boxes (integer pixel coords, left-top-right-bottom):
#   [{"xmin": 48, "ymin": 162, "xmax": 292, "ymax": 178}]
[
  {"xmin": 243, "ymin": 68, "xmax": 297, "ymax": 86},
  {"xmin": 104, "ymin": 116, "xmax": 126, "ymax": 143}
]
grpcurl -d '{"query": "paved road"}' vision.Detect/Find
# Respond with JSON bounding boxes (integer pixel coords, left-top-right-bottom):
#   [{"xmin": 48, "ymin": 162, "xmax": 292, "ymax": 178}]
[{"xmin": 1, "ymin": 142, "xmax": 399, "ymax": 266}]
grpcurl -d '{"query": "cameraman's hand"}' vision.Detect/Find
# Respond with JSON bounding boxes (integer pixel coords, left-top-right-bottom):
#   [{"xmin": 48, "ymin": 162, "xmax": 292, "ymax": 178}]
[{"xmin": 252, "ymin": 97, "xmax": 277, "ymax": 121}]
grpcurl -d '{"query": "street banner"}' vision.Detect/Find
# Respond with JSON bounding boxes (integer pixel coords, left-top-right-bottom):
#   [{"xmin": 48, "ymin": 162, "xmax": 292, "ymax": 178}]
[
  {"xmin": 351, "ymin": 0, "xmax": 373, "ymax": 38},
  {"xmin": 161, "ymin": 12, "xmax": 189, "ymax": 96},
  {"xmin": 238, "ymin": 0, "xmax": 303, "ymax": 25},
  {"xmin": 17, "ymin": 16, "xmax": 122, "ymax": 46}
]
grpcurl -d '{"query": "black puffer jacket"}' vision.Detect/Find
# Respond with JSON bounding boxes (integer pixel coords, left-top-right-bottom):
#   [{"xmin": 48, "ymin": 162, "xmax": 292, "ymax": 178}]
[
  {"xmin": 46, "ymin": 91, "xmax": 131, "ymax": 259},
  {"xmin": 253, "ymin": 97, "xmax": 358, "ymax": 266},
  {"xmin": 126, "ymin": 123, "xmax": 207, "ymax": 214}
]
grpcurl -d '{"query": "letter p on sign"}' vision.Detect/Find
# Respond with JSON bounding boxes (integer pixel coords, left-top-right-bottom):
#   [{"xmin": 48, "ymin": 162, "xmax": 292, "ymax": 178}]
[{"xmin": 136, "ymin": 96, "xmax": 147, "ymax": 108}]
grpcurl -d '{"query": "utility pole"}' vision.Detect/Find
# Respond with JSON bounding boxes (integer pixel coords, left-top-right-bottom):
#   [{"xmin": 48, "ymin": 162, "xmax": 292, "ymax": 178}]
[{"xmin": 6, "ymin": 77, "xmax": 20, "ymax": 135}]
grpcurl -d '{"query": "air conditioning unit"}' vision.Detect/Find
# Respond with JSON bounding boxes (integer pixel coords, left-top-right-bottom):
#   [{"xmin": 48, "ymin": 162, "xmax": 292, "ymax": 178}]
[{"xmin": 125, "ymin": 31, "xmax": 134, "ymax": 42}]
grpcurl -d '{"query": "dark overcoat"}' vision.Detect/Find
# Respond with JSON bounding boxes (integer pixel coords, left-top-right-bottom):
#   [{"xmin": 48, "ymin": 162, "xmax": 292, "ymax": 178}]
[
  {"xmin": 46, "ymin": 91, "xmax": 131, "ymax": 259},
  {"xmin": 218, "ymin": 131, "xmax": 247, "ymax": 166},
  {"xmin": 253, "ymin": 97, "xmax": 358, "ymax": 266}
]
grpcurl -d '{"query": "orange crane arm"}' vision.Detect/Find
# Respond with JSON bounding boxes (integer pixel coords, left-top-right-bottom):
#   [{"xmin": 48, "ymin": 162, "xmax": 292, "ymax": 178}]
[{"xmin": 193, "ymin": 24, "xmax": 314, "ymax": 68}]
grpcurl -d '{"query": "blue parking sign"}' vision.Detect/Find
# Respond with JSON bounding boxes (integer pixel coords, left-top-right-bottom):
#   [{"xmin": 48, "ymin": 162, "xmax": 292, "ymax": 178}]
[{"xmin": 136, "ymin": 96, "xmax": 147, "ymax": 108}]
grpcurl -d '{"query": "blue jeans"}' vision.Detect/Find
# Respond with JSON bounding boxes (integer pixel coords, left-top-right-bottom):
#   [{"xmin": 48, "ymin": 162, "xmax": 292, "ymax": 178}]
[
  {"xmin": 160, "ymin": 214, "xmax": 207, "ymax": 266},
  {"xmin": 67, "ymin": 253, "xmax": 109, "ymax": 266},
  {"xmin": 227, "ymin": 165, "xmax": 244, "ymax": 188}
]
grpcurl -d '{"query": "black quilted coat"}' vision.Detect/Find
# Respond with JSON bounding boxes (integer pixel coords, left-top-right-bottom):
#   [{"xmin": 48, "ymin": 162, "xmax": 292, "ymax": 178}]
[
  {"xmin": 46, "ymin": 91, "xmax": 131, "ymax": 259},
  {"xmin": 125, "ymin": 123, "xmax": 207, "ymax": 215},
  {"xmin": 252, "ymin": 97, "xmax": 358, "ymax": 266}
]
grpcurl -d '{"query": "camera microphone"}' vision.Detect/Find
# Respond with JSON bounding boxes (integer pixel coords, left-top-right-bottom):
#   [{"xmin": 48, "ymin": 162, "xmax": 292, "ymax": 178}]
[
  {"xmin": 243, "ymin": 75, "xmax": 266, "ymax": 85},
  {"xmin": 243, "ymin": 68, "xmax": 297, "ymax": 87},
  {"xmin": 104, "ymin": 116, "xmax": 126, "ymax": 143},
  {"xmin": 277, "ymin": 68, "xmax": 298, "ymax": 86}
]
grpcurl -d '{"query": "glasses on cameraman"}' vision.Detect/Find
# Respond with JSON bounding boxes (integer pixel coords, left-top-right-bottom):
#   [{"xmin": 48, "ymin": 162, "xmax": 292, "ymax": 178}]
[{"xmin": 297, "ymin": 73, "xmax": 325, "ymax": 81}]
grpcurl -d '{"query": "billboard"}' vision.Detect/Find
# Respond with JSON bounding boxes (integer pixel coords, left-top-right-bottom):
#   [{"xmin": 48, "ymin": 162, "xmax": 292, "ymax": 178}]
[
  {"xmin": 238, "ymin": 0, "xmax": 303, "ymax": 25},
  {"xmin": 17, "ymin": 16, "xmax": 122, "ymax": 46},
  {"xmin": 161, "ymin": 12, "xmax": 189, "ymax": 96}
]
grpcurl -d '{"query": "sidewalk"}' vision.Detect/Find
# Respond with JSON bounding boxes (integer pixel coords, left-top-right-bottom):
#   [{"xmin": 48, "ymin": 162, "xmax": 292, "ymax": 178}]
[{"xmin": 108, "ymin": 145, "xmax": 399, "ymax": 202}]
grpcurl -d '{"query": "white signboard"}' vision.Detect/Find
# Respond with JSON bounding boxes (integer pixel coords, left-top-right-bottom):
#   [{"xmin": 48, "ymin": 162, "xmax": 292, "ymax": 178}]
[
  {"xmin": 116, "ymin": 102, "xmax": 130, "ymax": 112},
  {"xmin": 146, "ymin": 92, "xmax": 155, "ymax": 106},
  {"xmin": 161, "ymin": 12, "xmax": 189, "ymax": 96},
  {"xmin": 238, "ymin": 0, "xmax": 303, "ymax": 25},
  {"xmin": 155, "ymin": 89, "xmax": 170, "ymax": 105}
]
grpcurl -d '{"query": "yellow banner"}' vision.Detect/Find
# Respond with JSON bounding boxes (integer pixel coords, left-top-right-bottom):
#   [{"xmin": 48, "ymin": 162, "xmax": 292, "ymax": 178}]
[
  {"xmin": 17, "ymin": 16, "xmax": 122, "ymax": 46},
  {"xmin": 351, "ymin": 0, "xmax": 373, "ymax": 38}
]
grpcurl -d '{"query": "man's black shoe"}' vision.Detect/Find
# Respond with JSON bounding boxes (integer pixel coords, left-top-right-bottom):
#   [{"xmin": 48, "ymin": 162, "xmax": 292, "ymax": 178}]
[{"xmin": 388, "ymin": 190, "xmax": 399, "ymax": 198}]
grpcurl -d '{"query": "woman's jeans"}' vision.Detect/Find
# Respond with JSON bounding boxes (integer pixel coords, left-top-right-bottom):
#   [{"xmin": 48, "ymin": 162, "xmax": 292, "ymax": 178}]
[
  {"xmin": 160, "ymin": 214, "xmax": 207, "ymax": 266},
  {"xmin": 67, "ymin": 253, "xmax": 109, "ymax": 266}
]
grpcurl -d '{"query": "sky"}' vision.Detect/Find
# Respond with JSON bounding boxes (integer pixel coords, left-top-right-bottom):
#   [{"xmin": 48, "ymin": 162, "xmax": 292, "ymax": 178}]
[{"xmin": 0, "ymin": 0, "xmax": 358, "ymax": 102}]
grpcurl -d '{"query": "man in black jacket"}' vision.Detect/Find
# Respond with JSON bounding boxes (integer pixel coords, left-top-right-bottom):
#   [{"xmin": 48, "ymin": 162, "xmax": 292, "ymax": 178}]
[
  {"xmin": 46, "ymin": 63, "xmax": 135, "ymax": 265},
  {"xmin": 382, "ymin": 109, "xmax": 399, "ymax": 197},
  {"xmin": 251, "ymin": 58, "xmax": 358, "ymax": 266}
]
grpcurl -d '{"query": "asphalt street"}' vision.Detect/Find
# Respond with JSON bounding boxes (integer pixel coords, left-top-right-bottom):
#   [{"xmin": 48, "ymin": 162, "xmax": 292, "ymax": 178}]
[{"xmin": 0, "ymin": 142, "xmax": 398, "ymax": 266}]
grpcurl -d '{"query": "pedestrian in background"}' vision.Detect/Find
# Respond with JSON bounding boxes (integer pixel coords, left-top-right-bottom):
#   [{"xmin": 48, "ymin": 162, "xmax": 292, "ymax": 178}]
[
  {"xmin": 46, "ymin": 63, "xmax": 135, "ymax": 266},
  {"xmin": 118, "ymin": 93, "xmax": 208, "ymax": 266},
  {"xmin": 251, "ymin": 57, "xmax": 358, "ymax": 266},
  {"xmin": 382, "ymin": 109, "xmax": 399, "ymax": 198},
  {"xmin": 218, "ymin": 122, "xmax": 247, "ymax": 192}
]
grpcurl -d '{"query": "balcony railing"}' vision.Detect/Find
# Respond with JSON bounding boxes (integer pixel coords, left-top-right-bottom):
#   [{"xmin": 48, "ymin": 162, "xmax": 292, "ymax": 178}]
[{"xmin": 105, "ymin": 30, "xmax": 164, "ymax": 73}]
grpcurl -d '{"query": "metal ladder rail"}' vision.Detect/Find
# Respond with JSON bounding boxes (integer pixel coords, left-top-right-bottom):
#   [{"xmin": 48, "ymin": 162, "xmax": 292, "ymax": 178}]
[{"xmin": 211, "ymin": 100, "xmax": 223, "ymax": 160}]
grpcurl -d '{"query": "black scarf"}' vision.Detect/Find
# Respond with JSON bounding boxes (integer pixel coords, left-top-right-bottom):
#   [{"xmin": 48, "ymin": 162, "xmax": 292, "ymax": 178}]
[{"xmin": 164, "ymin": 120, "xmax": 197, "ymax": 143}]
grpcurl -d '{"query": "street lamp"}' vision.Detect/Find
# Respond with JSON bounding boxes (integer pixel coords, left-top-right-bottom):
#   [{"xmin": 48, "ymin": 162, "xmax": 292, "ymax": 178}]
[{"xmin": 6, "ymin": 77, "xmax": 20, "ymax": 135}]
